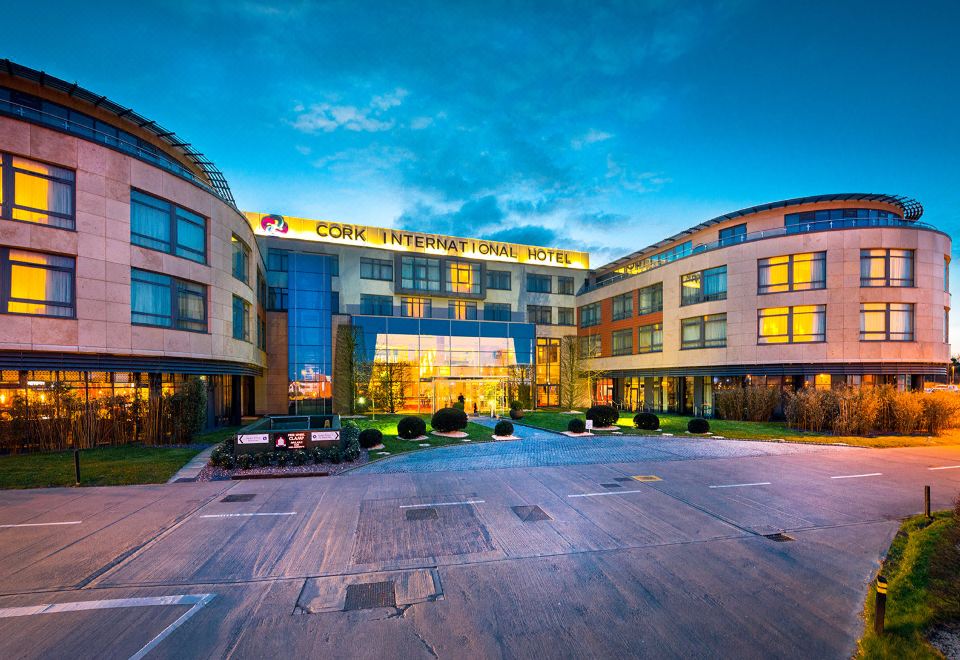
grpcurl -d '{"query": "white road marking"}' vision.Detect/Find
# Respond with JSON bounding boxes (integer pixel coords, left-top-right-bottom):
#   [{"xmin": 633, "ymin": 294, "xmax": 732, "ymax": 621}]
[
  {"xmin": 399, "ymin": 500, "xmax": 485, "ymax": 509},
  {"xmin": 199, "ymin": 512, "xmax": 296, "ymax": 518},
  {"xmin": 567, "ymin": 490, "xmax": 645, "ymax": 498},
  {"xmin": 830, "ymin": 473, "xmax": 882, "ymax": 479},
  {"xmin": 708, "ymin": 482, "xmax": 771, "ymax": 489},
  {"xmin": 0, "ymin": 593, "xmax": 215, "ymax": 660},
  {"xmin": 0, "ymin": 520, "xmax": 82, "ymax": 529},
  {"xmin": 928, "ymin": 465, "xmax": 960, "ymax": 471}
]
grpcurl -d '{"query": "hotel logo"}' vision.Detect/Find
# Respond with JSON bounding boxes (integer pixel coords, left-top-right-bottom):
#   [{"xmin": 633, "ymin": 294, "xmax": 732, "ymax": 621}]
[{"xmin": 260, "ymin": 214, "xmax": 289, "ymax": 234}]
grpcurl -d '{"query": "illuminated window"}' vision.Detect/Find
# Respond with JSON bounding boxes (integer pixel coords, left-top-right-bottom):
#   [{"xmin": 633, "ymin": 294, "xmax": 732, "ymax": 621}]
[
  {"xmin": 814, "ymin": 374, "xmax": 832, "ymax": 390},
  {"xmin": 758, "ymin": 252, "xmax": 826, "ymax": 294},
  {"xmin": 1, "ymin": 249, "xmax": 74, "ymax": 317},
  {"xmin": 612, "ymin": 329, "xmax": 633, "ymax": 356},
  {"xmin": 681, "ymin": 266, "xmax": 726, "ymax": 306},
  {"xmin": 449, "ymin": 300, "xmax": 478, "ymax": 320},
  {"xmin": 232, "ymin": 295, "xmax": 250, "ymax": 341},
  {"xmin": 131, "ymin": 268, "xmax": 206, "ymax": 332},
  {"xmin": 758, "ymin": 305, "xmax": 826, "ymax": 344},
  {"xmin": 360, "ymin": 258, "xmax": 393, "ymax": 281},
  {"xmin": 400, "ymin": 256, "xmax": 440, "ymax": 292},
  {"xmin": 637, "ymin": 283, "xmax": 663, "ymax": 315},
  {"xmin": 360, "ymin": 295, "xmax": 393, "ymax": 316},
  {"xmin": 483, "ymin": 302, "xmax": 511, "ymax": 321},
  {"xmin": 681, "ymin": 313, "xmax": 726, "ymax": 349},
  {"xmin": 401, "ymin": 297, "xmax": 432, "ymax": 318},
  {"xmin": 557, "ymin": 276, "xmax": 575, "ymax": 295},
  {"xmin": 0, "ymin": 154, "xmax": 75, "ymax": 229},
  {"xmin": 579, "ymin": 302, "xmax": 601, "ymax": 327},
  {"xmin": 860, "ymin": 303, "xmax": 914, "ymax": 341},
  {"xmin": 527, "ymin": 305, "xmax": 552, "ymax": 325},
  {"xmin": 860, "ymin": 249, "xmax": 914, "ymax": 287},
  {"xmin": 612, "ymin": 292, "xmax": 633, "ymax": 321},
  {"xmin": 131, "ymin": 190, "xmax": 206, "ymax": 264},
  {"xmin": 445, "ymin": 260, "xmax": 481, "ymax": 294},
  {"xmin": 578, "ymin": 334, "xmax": 601, "ymax": 358},
  {"xmin": 231, "ymin": 235, "xmax": 250, "ymax": 283},
  {"xmin": 557, "ymin": 307, "xmax": 575, "ymax": 326},
  {"xmin": 637, "ymin": 323, "xmax": 663, "ymax": 353},
  {"xmin": 487, "ymin": 270, "xmax": 511, "ymax": 290},
  {"xmin": 526, "ymin": 273, "xmax": 552, "ymax": 293}
]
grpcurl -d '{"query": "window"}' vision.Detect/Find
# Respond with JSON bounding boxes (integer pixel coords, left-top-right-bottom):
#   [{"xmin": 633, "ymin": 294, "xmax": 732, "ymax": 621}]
[
  {"xmin": 400, "ymin": 256, "xmax": 440, "ymax": 292},
  {"xmin": 785, "ymin": 208, "xmax": 902, "ymax": 233},
  {"xmin": 0, "ymin": 249, "xmax": 74, "ymax": 317},
  {"xmin": 483, "ymin": 302, "xmax": 511, "ymax": 322},
  {"xmin": 758, "ymin": 305, "xmax": 826, "ymax": 344},
  {"xmin": 449, "ymin": 300, "xmax": 478, "ymax": 320},
  {"xmin": 487, "ymin": 269, "xmax": 511, "ymax": 290},
  {"xmin": 231, "ymin": 235, "xmax": 250, "ymax": 283},
  {"xmin": 361, "ymin": 295, "xmax": 393, "ymax": 316},
  {"xmin": 232, "ymin": 295, "xmax": 251, "ymax": 341},
  {"xmin": 578, "ymin": 334, "xmax": 601, "ymax": 358},
  {"xmin": 130, "ymin": 190, "xmax": 206, "ymax": 264},
  {"xmin": 131, "ymin": 268, "xmax": 206, "ymax": 332},
  {"xmin": 0, "ymin": 154, "xmax": 75, "ymax": 229},
  {"xmin": 718, "ymin": 223, "xmax": 746, "ymax": 245},
  {"xmin": 401, "ymin": 296, "xmax": 432, "ymax": 318},
  {"xmin": 580, "ymin": 302, "xmax": 601, "ymax": 327},
  {"xmin": 267, "ymin": 286, "xmax": 288, "ymax": 311},
  {"xmin": 330, "ymin": 255, "xmax": 339, "ymax": 277},
  {"xmin": 945, "ymin": 256, "xmax": 951, "ymax": 292},
  {"xmin": 331, "ymin": 291, "xmax": 339, "ymax": 315},
  {"xmin": 557, "ymin": 276, "xmax": 575, "ymax": 295},
  {"xmin": 526, "ymin": 273, "xmax": 552, "ymax": 293},
  {"xmin": 612, "ymin": 292, "xmax": 633, "ymax": 320},
  {"xmin": 257, "ymin": 269, "xmax": 266, "ymax": 307},
  {"xmin": 758, "ymin": 252, "xmax": 826, "ymax": 294},
  {"xmin": 360, "ymin": 258, "xmax": 393, "ymax": 281},
  {"xmin": 527, "ymin": 304, "xmax": 552, "ymax": 325},
  {"xmin": 446, "ymin": 260, "xmax": 481, "ymax": 295},
  {"xmin": 637, "ymin": 283, "xmax": 663, "ymax": 315},
  {"xmin": 557, "ymin": 307, "xmax": 575, "ymax": 326},
  {"xmin": 681, "ymin": 313, "xmax": 726, "ymax": 349},
  {"xmin": 860, "ymin": 303, "xmax": 914, "ymax": 341},
  {"xmin": 860, "ymin": 249, "xmax": 914, "ymax": 287},
  {"xmin": 612, "ymin": 329, "xmax": 633, "ymax": 356},
  {"xmin": 607, "ymin": 241, "xmax": 692, "ymax": 281},
  {"xmin": 681, "ymin": 266, "xmax": 727, "ymax": 305},
  {"xmin": 267, "ymin": 249, "xmax": 288, "ymax": 272},
  {"xmin": 257, "ymin": 314, "xmax": 267, "ymax": 351},
  {"xmin": 637, "ymin": 323, "xmax": 663, "ymax": 353},
  {"xmin": 945, "ymin": 308, "xmax": 950, "ymax": 344}
]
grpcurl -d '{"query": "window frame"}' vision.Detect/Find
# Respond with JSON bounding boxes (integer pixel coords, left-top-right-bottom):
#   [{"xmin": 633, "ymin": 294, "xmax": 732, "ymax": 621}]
[
  {"xmin": 359, "ymin": 257, "xmax": 394, "ymax": 281},
  {"xmin": 578, "ymin": 334, "xmax": 602, "ymax": 358},
  {"xmin": 636, "ymin": 282, "xmax": 663, "ymax": 315},
  {"xmin": 860, "ymin": 249, "xmax": 915, "ymax": 288},
  {"xmin": 557, "ymin": 306, "xmax": 575, "ymax": 326},
  {"xmin": 130, "ymin": 267, "xmax": 207, "ymax": 332},
  {"xmin": 718, "ymin": 223, "xmax": 747, "ymax": 246},
  {"xmin": 0, "ymin": 152, "xmax": 77, "ymax": 230},
  {"xmin": 398, "ymin": 255, "xmax": 442, "ymax": 293},
  {"xmin": 612, "ymin": 291, "xmax": 633, "ymax": 321},
  {"xmin": 526, "ymin": 273, "xmax": 552, "ymax": 294},
  {"xmin": 232, "ymin": 294, "xmax": 251, "ymax": 342},
  {"xmin": 267, "ymin": 286, "xmax": 288, "ymax": 311},
  {"xmin": 860, "ymin": 302, "xmax": 915, "ymax": 342},
  {"xmin": 611, "ymin": 328, "xmax": 633, "ymax": 356},
  {"xmin": 0, "ymin": 248, "xmax": 76, "ymax": 318},
  {"xmin": 486, "ymin": 269, "xmax": 511, "ymax": 290},
  {"xmin": 527, "ymin": 304, "xmax": 552, "ymax": 325},
  {"xmin": 757, "ymin": 252, "xmax": 826, "ymax": 294},
  {"xmin": 483, "ymin": 302, "xmax": 511, "ymax": 322},
  {"xmin": 637, "ymin": 322, "xmax": 663, "ymax": 354},
  {"xmin": 579, "ymin": 302, "xmax": 601, "ymax": 328},
  {"xmin": 231, "ymin": 234, "xmax": 251, "ymax": 284},
  {"xmin": 680, "ymin": 266, "xmax": 727, "ymax": 306},
  {"xmin": 680, "ymin": 313, "xmax": 727, "ymax": 349},
  {"xmin": 360, "ymin": 294, "xmax": 394, "ymax": 316},
  {"xmin": 557, "ymin": 275, "xmax": 575, "ymax": 295},
  {"xmin": 400, "ymin": 296, "xmax": 432, "ymax": 318},
  {"xmin": 757, "ymin": 305, "xmax": 826, "ymax": 344},
  {"xmin": 449, "ymin": 299, "xmax": 478, "ymax": 320},
  {"xmin": 130, "ymin": 188, "xmax": 207, "ymax": 265}
]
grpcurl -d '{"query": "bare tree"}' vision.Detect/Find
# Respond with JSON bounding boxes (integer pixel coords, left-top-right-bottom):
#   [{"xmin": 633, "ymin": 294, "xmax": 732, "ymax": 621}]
[
  {"xmin": 369, "ymin": 359, "xmax": 411, "ymax": 413},
  {"xmin": 558, "ymin": 335, "xmax": 607, "ymax": 408}
]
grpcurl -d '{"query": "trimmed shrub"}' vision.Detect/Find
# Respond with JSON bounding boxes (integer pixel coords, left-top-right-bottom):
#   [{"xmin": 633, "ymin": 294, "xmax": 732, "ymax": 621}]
[
  {"xmin": 255, "ymin": 452, "xmax": 271, "ymax": 468},
  {"xmin": 922, "ymin": 392, "xmax": 960, "ymax": 435},
  {"xmin": 432, "ymin": 407, "xmax": 468, "ymax": 432},
  {"xmin": 567, "ymin": 418, "xmax": 586, "ymax": 433},
  {"xmin": 311, "ymin": 447, "xmax": 327, "ymax": 463},
  {"xmin": 275, "ymin": 451, "xmax": 289, "ymax": 467},
  {"xmin": 510, "ymin": 400, "xmax": 522, "ymax": 410},
  {"xmin": 397, "ymin": 416, "xmax": 427, "ymax": 439},
  {"xmin": 494, "ymin": 420, "xmax": 514, "ymax": 436},
  {"xmin": 453, "ymin": 401, "xmax": 466, "ymax": 411},
  {"xmin": 687, "ymin": 417, "xmax": 710, "ymax": 434},
  {"xmin": 586, "ymin": 405, "xmax": 618, "ymax": 427},
  {"xmin": 343, "ymin": 437, "xmax": 361, "ymax": 461},
  {"xmin": 237, "ymin": 453, "xmax": 253, "ymax": 469},
  {"xmin": 329, "ymin": 446, "xmax": 342, "ymax": 463},
  {"xmin": 633, "ymin": 412, "xmax": 659, "ymax": 430},
  {"xmin": 290, "ymin": 450, "xmax": 307, "ymax": 466},
  {"xmin": 340, "ymin": 424, "xmax": 360, "ymax": 449},
  {"xmin": 359, "ymin": 428, "xmax": 383, "ymax": 448}
]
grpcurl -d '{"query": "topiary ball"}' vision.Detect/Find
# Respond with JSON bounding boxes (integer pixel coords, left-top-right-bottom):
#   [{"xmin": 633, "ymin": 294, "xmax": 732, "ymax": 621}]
[
  {"xmin": 431, "ymin": 407, "xmax": 468, "ymax": 432},
  {"xmin": 586, "ymin": 404, "xmax": 619, "ymax": 427},
  {"xmin": 359, "ymin": 428, "xmax": 383, "ymax": 448},
  {"xmin": 634, "ymin": 412, "xmax": 660, "ymax": 430},
  {"xmin": 494, "ymin": 420, "xmax": 514, "ymax": 436},
  {"xmin": 397, "ymin": 416, "xmax": 427, "ymax": 439},
  {"xmin": 687, "ymin": 417, "xmax": 710, "ymax": 434},
  {"xmin": 567, "ymin": 418, "xmax": 586, "ymax": 433}
]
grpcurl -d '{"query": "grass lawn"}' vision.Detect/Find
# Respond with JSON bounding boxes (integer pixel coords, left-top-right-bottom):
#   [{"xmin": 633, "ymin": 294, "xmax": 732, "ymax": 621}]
[
  {"xmin": 351, "ymin": 413, "xmax": 495, "ymax": 457},
  {"xmin": 858, "ymin": 502, "xmax": 960, "ymax": 658},
  {"xmin": 518, "ymin": 409, "xmax": 960, "ymax": 448}
]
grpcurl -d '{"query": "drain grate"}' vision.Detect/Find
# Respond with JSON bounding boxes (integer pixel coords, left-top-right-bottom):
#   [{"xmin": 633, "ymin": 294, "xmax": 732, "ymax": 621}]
[
  {"xmin": 764, "ymin": 532, "xmax": 795, "ymax": 542},
  {"xmin": 600, "ymin": 483, "xmax": 622, "ymax": 489},
  {"xmin": 344, "ymin": 581, "xmax": 397, "ymax": 611},
  {"xmin": 512, "ymin": 505, "xmax": 552, "ymax": 522},
  {"xmin": 613, "ymin": 477, "xmax": 634, "ymax": 482},
  {"xmin": 221, "ymin": 494, "xmax": 256, "ymax": 503},
  {"xmin": 405, "ymin": 507, "xmax": 438, "ymax": 521}
]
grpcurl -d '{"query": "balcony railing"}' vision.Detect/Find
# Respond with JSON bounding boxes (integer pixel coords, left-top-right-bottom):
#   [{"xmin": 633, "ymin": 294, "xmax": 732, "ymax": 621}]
[{"xmin": 587, "ymin": 217, "xmax": 939, "ymax": 292}]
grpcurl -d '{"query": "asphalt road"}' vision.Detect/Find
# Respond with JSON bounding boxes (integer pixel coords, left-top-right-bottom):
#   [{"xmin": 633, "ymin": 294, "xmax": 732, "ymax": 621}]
[{"xmin": 0, "ymin": 437, "xmax": 958, "ymax": 659}]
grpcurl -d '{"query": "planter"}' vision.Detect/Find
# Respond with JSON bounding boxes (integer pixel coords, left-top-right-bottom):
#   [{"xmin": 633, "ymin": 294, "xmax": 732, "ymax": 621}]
[{"xmin": 509, "ymin": 409, "xmax": 525, "ymax": 420}]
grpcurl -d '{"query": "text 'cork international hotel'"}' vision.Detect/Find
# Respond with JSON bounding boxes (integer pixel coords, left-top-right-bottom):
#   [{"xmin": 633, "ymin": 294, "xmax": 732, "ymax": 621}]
[{"xmin": 0, "ymin": 59, "xmax": 950, "ymax": 424}]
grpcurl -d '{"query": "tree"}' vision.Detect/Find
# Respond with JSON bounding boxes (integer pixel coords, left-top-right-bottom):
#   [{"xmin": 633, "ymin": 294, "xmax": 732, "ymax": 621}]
[
  {"xmin": 558, "ymin": 335, "xmax": 607, "ymax": 409},
  {"xmin": 369, "ymin": 359, "xmax": 411, "ymax": 413},
  {"xmin": 333, "ymin": 325, "xmax": 372, "ymax": 414}
]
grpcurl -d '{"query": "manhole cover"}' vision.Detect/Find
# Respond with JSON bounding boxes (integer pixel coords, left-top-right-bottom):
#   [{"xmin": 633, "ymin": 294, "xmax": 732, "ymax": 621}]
[
  {"xmin": 221, "ymin": 494, "xmax": 256, "ymax": 503},
  {"xmin": 344, "ymin": 581, "xmax": 397, "ymax": 611},
  {"xmin": 512, "ymin": 505, "xmax": 552, "ymax": 522},
  {"xmin": 600, "ymin": 483, "xmax": 622, "ymax": 489},
  {"xmin": 405, "ymin": 507, "xmax": 438, "ymax": 521},
  {"xmin": 764, "ymin": 532, "xmax": 795, "ymax": 542}
]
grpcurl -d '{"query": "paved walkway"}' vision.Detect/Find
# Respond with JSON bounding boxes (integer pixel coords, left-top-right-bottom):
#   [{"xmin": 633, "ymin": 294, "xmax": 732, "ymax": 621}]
[
  {"xmin": 355, "ymin": 416, "xmax": 841, "ymax": 474},
  {"xmin": 166, "ymin": 445, "xmax": 215, "ymax": 483}
]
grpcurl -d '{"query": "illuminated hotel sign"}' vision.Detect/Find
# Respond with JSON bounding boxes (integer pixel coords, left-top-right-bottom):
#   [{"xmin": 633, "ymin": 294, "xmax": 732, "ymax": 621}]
[{"xmin": 246, "ymin": 212, "xmax": 589, "ymax": 269}]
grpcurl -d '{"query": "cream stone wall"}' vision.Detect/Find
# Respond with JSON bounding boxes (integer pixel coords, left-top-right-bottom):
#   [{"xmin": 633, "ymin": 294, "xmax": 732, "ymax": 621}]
[{"xmin": 0, "ymin": 115, "xmax": 266, "ymax": 371}]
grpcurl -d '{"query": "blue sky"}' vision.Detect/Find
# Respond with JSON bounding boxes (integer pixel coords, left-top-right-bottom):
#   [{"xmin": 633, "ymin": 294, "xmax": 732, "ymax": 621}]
[{"xmin": 6, "ymin": 1, "xmax": 959, "ymax": 345}]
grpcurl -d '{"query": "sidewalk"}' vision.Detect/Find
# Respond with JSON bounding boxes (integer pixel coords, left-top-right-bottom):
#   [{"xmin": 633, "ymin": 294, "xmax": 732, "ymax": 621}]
[{"xmin": 167, "ymin": 445, "xmax": 216, "ymax": 483}]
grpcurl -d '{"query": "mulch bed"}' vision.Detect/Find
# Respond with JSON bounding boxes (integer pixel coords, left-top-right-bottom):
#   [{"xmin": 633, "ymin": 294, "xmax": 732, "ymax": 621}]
[{"xmin": 197, "ymin": 451, "xmax": 368, "ymax": 481}]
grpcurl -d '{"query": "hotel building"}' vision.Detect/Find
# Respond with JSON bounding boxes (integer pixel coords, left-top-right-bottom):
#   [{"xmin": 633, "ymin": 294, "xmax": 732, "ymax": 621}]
[{"xmin": 0, "ymin": 59, "xmax": 951, "ymax": 428}]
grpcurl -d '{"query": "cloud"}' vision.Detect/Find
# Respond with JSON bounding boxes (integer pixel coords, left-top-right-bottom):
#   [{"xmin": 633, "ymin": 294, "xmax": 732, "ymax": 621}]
[
  {"xmin": 396, "ymin": 195, "xmax": 506, "ymax": 236},
  {"xmin": 482, "ymin": 224, "xmax": 560, "ymax": 247},
  {"xmin": 571, "ymin": 129, "xmax": 614, "ymax": 150},
  {"xmin": 291, "ymin": 88, "xmax": 409, "ymax": 133}
]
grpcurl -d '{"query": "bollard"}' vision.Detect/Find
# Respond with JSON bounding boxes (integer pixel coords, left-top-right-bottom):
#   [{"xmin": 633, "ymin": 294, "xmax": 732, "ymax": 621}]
[
  {"xmin": 924, "ymin": 485, "xmax": 931, "ymax": 519},
  {"xmin": 74, "ymin": 448, "xmax": 81, "ymax": 486},
  {"xmin": 874, "ymin": 575, "xmax": 888, "ymax": 635}
]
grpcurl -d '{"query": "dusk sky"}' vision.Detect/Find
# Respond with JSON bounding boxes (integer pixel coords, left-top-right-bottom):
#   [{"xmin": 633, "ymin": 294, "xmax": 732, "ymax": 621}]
[{"xmin": 6, "ymin": 0, "xmax": 959, "ymax": 344}]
